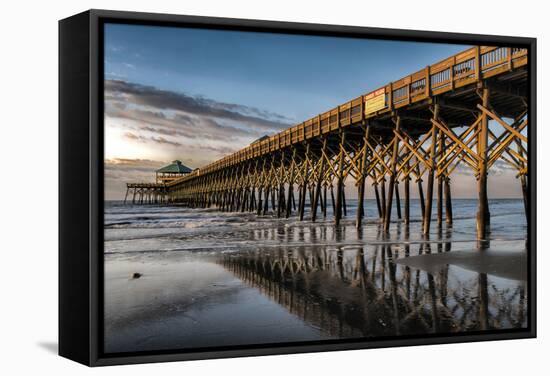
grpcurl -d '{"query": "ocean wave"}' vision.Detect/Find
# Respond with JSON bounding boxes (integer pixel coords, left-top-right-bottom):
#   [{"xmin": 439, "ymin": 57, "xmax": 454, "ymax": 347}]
[{"xmin": 103, "ymin": 200, "xmax": 527, "ymax": 254}]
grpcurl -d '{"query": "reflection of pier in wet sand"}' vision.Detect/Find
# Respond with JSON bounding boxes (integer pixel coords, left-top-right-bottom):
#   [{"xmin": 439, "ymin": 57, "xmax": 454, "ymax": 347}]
[
  {"xmin": 219, "ymin": 226, "xmax": 527, "ymax": 338},
  {"xmin": 103, "ymin": 198, "xmax": 528, "ymax": 352}
]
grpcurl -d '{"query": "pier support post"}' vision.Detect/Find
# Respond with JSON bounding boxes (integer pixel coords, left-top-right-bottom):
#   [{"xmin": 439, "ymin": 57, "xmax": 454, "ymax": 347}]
[
  {"xmin": 437, "ymin": 132, "xmax": 446, "ymax": 229},
  {"xmin": 423, "ymin": 103, "xmax": 439, "ymax": 236},
  {"xmin": 374, "ymin": 183, "xmax": 382, "ymax": 219},
  {"xmin": 224, "ymin": 189, "xmax": 229, "ymax": 212},
  {"xmin": 335, "ymin": 130, "xmax": 346, "ymax": 225},
  {"xmin": 241, "ymin": 188, "xmax": 248, "ymax": 212},
  {"xmin": 395, "ymin": 182, "xmax": 402, "ymax": 220},
  {"xmin": 250, "ymin": 187, "xmax": 256, "ymax": 212},
  {"xmin": 309, "ymin": 186, "xmax": 314, "ymax": 214},
  {"xmin": 271, "ymin": 185, "xmax": 276, "ymax": 211},
  {"xmin": 299, "ymin": 143, "xmax": 310, "ymax": 221},
  {"xmin": 356, "ymin": 177, "xmax": 366, "ymax": 228},
  {"xmin": 277, "ymin": 151, "xmax": 286, "ymax": 218},
  {"xmin": 322, "ymin": 184, "xmax": 328, "ymax": 218},
  {"xmin": 445, "ymin": 177, "xmax": 453, "ymax": 226},
  {"xmin": 477, "ymin": 87, "xmax": 490, "ymax": 239},
  {"xmin": 416, "ymin": 163, "xmax": 425, "ymax": 220},
  {"xmin": 521, "ymin": 173, "xmax": 528, "ymax": 218},
  {"xmin": 404, "ymin": 160, "xmax": 410, "ymax": 225},
  {"xmin": 514, "ymin": 137, "xmax": 528, "ymax": 219},
  {"xmin": 380, "ymin": 178, "xmax": 387, "ymax": 223},
  {"xmin": 312, "ymin": 139, "xmax": 327, "ymax": 222},
  {"xmin": 123, "ymin": 187, "xmax": 129, "ymax": 204},
  {"xmin": 330, "ymin": 184, "xmax": 336, "ymax": 217},
  {"xmin": 384, "ymin": 116, "xmax": 401, "ymax": 232},
  {"xmin": 342, "ymin": 187, "xmax": 347, "ymax": 217},
  {"xmin": 286, "ymin": 148, "xmax": 297, "ymax": 218},
  {"xmin": 356, "ymin": 124, "xmax": 371, "ymax": 228},
  {"xmin": 257, "ymin": 186, "xmax": 263, "ymax": 215},
  {"xmin": 263, "ymin": 186, "xmax": 270, "ymax": 215},
  {"xmin": 278, "ymin": 184, "xmax": 285, "ymax": 217}
]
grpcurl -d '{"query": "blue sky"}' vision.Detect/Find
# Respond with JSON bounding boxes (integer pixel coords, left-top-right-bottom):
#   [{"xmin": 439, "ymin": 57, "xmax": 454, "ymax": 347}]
[
  {"xmin": 103, "ymin": 23, "xmax": 521, "ymax": 200},
  {"xmin": 104, "ymin": 24, "xmax": 467, "ymax": 122}
]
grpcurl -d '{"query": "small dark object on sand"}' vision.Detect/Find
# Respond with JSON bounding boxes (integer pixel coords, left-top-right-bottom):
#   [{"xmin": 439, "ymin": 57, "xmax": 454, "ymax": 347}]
[{"xmin": 132, "ymin": 272, "xmax": 142, "ymax": 279}]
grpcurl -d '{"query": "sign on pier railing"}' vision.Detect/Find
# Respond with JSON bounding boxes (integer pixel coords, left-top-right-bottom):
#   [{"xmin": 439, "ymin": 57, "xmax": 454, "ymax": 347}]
[{"xmin": 364, "ymin": 88, "xmax": 386, "ymax": 115}]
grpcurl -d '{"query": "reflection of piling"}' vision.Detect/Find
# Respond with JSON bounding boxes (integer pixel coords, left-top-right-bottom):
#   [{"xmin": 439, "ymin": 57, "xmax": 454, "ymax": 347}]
[
  {"xmin": 217, "ymin": 230, "xmax": 522, "ymax": 337},
  {"xmin": 427, "ymin": 272, "xmax": 440, "ymax": 333},
  {"xmin": 478, "ymin": 273, "xmax": 490, "ymax": 330}
]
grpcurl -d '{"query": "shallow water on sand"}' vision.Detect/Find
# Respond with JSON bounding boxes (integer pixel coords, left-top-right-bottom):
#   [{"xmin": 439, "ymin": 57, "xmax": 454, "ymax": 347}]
[{"xmin": 104, "ymin": 199, "xmax": 528, "ymax": 354}]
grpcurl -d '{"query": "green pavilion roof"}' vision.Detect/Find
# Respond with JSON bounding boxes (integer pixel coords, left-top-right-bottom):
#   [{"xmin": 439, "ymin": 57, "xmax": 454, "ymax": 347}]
[{"xmin": 156, "ymin": 160, "xmax": 192, "ymax": 174}]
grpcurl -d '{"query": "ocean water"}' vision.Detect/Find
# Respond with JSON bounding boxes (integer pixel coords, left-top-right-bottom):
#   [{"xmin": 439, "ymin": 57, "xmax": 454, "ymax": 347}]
[{"xmin": 103, "ymin": 199, "xmax": 528, "ymax": 354}]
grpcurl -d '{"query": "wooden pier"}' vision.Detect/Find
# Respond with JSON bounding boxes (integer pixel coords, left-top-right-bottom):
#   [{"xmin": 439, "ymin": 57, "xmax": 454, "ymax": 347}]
[
  {"xmin": 124, "ymin": 183, "xmax": 168, "ymax": 205},
  {"xmin": 127, "ymin": 46, "xmax": 528, "ymax": 240}
]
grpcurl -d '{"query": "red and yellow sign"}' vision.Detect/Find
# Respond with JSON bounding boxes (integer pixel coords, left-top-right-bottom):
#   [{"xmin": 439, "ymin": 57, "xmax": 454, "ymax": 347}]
[{"xmin": 364, "ymin": 88, "xmax": 386, "ymax": 115}]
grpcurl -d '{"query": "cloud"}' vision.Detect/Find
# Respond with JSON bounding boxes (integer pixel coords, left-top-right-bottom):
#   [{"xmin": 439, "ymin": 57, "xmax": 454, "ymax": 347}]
[
  {"xmin": 106, "ymin": 96, "xmax": 268, "ymax": 142},
  {"xmin": 104, "ymin": 158, "xmax": 170, "ymax": 173},
  {"xmin": 103, "ymin": 80, "xmax": 294, "ymax": 199},
  {"xmin": 123, "ymin": 131, "xmax": 140, "ymax": 140},
  {"xmin": 104, "ymin": 158, "xmax": 168, "ymax": 199},
  {"xmin": 106, "ymin": 71, "xmax": 127, "ymax": 78},
  {"xmin": 151, "ymin": 136, "xmax": 182, "ymax": 147},
  {"xmin": 438, "ymin": 157, "xmax": 518, "ymax": 177},
  {"xmin": 490, "ymin": 159, "xmax": 518, "ymax": 175},
  {"xmin": 122, "ymin": 131, "xmax": 183, "ymax": 147},
  {"xmin": 105, "ymin": 79, "xmax": 292, "ymax": 132}
]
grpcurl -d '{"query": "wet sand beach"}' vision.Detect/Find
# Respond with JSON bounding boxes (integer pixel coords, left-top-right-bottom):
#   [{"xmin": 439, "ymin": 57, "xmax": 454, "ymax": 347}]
[
  {"xmin": 104, "ymin": 199, "xmax": 528, "ymax": 354},
  {"xmin": 104, "ymin": 252, "xmax": 331, "ymax": 352}
]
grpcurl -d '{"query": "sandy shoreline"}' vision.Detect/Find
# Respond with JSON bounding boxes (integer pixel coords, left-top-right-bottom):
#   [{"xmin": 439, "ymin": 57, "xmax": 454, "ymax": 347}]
[
  {"xmin": 103, "ymin": 200, "xmax": 528, "ymax": 354},
  {"xmin": 104, "ymin": 240, "xmax": 528, "ymax": 353},
  {"xmin": 396, "ymin": 249, "xmax": 527, "ymax": 281},
  {"xmin": 104, "ymin": 251, "xmax": 330, "ymax": 353}
]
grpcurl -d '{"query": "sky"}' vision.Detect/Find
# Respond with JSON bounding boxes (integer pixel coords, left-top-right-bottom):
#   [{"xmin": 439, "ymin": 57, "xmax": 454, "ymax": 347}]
[{"xmin": 104, "ymin": 23, "xmax": 523, "ymax": 200}]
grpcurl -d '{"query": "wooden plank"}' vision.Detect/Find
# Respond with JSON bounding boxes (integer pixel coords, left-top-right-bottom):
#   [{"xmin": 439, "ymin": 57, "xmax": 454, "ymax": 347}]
[
  {"xmin": 298, "ymin": 123, "xmax": 305, "ymax": 141},
  {"xmin": 291, "ymin": 125, "xmax": 299, "ymax": 144},
  {"xmin": 321, "ymin": 112, "xmax": 331, "ymax": 134},
  {"xmin": 329, "ymin": 108, "xmax": 339, "ymax": 131},
  {"xmin": 313, "ymin": 116, "xmax": 320, "ymax": 136},
  {"xmin": 477, "ymin": 104, "xmax": 528, "ymax": 143}
]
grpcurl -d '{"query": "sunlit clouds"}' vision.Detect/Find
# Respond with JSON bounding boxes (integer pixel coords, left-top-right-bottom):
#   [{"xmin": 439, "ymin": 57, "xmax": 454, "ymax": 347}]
[{"xmin": 104, "ymin": 79, "xmax": 294, "ymax": 199}]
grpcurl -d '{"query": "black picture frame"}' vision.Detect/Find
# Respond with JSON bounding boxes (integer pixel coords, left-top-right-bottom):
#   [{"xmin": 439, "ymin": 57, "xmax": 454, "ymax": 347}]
[{"xmin": 59, "ymin": 9, "xmax": 537, "ymax": 367}]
